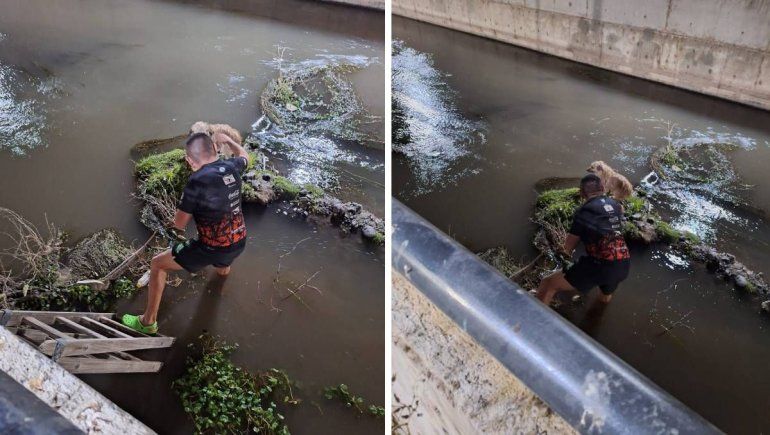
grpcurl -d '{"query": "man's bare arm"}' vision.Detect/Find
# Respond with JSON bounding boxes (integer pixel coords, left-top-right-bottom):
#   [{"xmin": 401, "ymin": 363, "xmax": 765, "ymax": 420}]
[
  {"xmin": 563, "ymin": 234, "xmax": 580, "ymax": 257},
  {"xmin": 173, "ymin": 210, "xmax": 192, "ymax": 231},
  {"xmin": 214, "ymin": 133, "xmax": 250, "ymax": 164}
]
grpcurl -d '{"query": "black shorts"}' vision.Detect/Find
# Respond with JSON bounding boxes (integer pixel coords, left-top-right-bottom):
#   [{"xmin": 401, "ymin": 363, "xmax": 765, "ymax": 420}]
[
  {"xmin": 565, "ymin": 256, "xmax": 630, "ymax": 295},
  {"xmin": 172, "ymin": 239, "xmax": 246, "ymax": 273}
]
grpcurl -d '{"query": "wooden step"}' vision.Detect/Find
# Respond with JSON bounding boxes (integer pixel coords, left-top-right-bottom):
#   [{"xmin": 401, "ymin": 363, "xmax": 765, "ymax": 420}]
[{"xmin": 1, "ymin": 309, "xmax": 173, "ymax": 374}]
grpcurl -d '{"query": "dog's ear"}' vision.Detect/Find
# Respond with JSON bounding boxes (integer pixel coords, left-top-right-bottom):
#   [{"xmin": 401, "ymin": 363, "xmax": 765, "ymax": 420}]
[{"xmin": 595, "ymin": 162, "xmax": 604, "ymax": 172}]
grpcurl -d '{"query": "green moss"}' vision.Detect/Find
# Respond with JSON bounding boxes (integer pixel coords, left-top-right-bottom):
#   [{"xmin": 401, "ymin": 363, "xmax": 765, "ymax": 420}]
[
  {"xmin": 241, "ymin": 182, "xmax": 259, "ymax": 202},
  {"xmin": 655, "ymin": 220, "xmax": 681, "ymax": 243},
  {"xmin": 273, "ymin": 77, "xmax": 300, "ymax": 108},
  {"xmin": 745, "ymin": 281, "xmax": 757, "ymax": 294},
  {"xmin": 272, "ymin": 175, "xmax": 301, "ymax": 199},
  {"xmin": 682, "ymin": 231, "xmax": 701, "ymax": 244},
  {"xmin": 535, "ymin": 188, "xmax": 581, "ymax": 229},
  {"xmin": 371, "ymin": 231, "xmax": 385, "ymax": 245},
  {"xmin": 246, "ymin": 151, "xmax": 260, "ymax": 171},
  {"xmin": 137, "ymin": 149, "xmax": 270, "ymax": 203},
  {"xmin": 135, "ymin": 149, "xmax": 190, "ymax": 196},
  {"xmin": 302, "ymin": 183, "xmax": 324, "ymax": 199},
  {"xmin": 660, "ymin": 146, "xmax": 683, "ymax": 168},
  {"xmin": 622, "ymin": 221, "xmax": 643, "ymax": 242},
  {"xmin": 623, "ymin": 195, "xmax": 646, "ymax": 216},
  {"xmin": 250, "ymin": 170, "xmax": 301, "ymax": 200}
]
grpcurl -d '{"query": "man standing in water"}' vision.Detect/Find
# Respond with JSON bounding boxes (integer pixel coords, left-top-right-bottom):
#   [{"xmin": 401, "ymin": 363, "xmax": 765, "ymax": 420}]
[
  {"xmin": 536, "ymin": 174, "xmax": 630, "ymax": 306},
  {"xmin": 122, "ymin": 132, "xmax": 250, "ymax": 334}
]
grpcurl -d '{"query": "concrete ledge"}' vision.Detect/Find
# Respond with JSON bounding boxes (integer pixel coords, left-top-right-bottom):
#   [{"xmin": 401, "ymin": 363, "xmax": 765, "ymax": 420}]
[
  {"xmin": 393, "ymin": 0, "xmax": 770, "ymax": 111},
  {"xmin": 319, "ymin": 0, "xmax": 384, "ymax": 10},
  {"xmin": 392, "ymin": 272, "xmax": 575, "ymax": 433},
  {"xmin": 0, "ymin": 327, "xmax": 154, "ymax": 434}
]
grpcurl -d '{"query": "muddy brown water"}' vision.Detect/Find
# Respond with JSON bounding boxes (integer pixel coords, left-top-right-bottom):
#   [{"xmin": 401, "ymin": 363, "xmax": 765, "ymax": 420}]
[
  {"xmin": 0, "ymin": 1, "xmax": 384, "ymax": 433},
  {"xmin": 394, "ymin": 17, "xmax": 770, "ymax": 434}
]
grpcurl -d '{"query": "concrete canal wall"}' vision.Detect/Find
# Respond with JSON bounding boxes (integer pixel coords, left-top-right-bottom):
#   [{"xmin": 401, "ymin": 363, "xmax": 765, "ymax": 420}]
[{"xmin": 393, "ymin": 0, "xmax": 770, "ymax": 111}]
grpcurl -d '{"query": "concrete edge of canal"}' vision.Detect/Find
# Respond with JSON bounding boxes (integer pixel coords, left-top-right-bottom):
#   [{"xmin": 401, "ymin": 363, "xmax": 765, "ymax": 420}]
[
  {"xmin": 392, "ymin": 273, "xmax": 576, "ymax": 433},
  {"xmin": 0, "ymin": 327, "xmax": 154, "ymax": 435},
  {"xmin": 320, "ymin": 0, "xmax": 385, "ymax": 10},
  {"xmin": 393, "ymin": 0, "xmax": 770, "ymax": 111}
]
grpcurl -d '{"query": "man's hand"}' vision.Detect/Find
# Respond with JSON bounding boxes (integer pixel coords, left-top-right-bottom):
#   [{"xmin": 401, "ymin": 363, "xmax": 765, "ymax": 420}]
[
  {"xmin": 166, "ymin": 226, "xmax": 187, "ymax": 242},
  {"xmin": 214, "ymin": 132, "xmax": 250, "ymax": 164},
  {"xmin": 211, "ymin": 133, "xmax": 231, "ymax": 147}
]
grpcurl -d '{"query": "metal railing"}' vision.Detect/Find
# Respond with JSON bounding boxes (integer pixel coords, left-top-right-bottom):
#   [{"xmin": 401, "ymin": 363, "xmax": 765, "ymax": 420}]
[{"xmin": 392, "ymin": 199, "xmax": 721, "ymax": 434}]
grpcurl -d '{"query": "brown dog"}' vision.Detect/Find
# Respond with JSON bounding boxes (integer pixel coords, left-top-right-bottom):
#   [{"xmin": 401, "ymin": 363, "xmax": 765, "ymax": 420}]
[
  {"xmin": 587, "ymin": 160, "xmax": 633, "ymax": 201},
  {"xmin": 189, "ymin": 121, "xmax": 243, "ymax": 148}
]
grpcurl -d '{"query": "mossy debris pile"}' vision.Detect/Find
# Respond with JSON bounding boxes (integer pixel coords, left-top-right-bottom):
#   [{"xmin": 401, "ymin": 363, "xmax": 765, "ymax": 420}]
[
  {"xmin": 480, "ymin": 188, "xmax": 768, "ymax": 307},
  {"xmin": 134, "ymin": 148, "xmax": 384, "ymax": 244},
  {"xmin": 649, "ymin": 141, "xmax": 749, "ymax": 207},
  {"xmin": 0, "ymin": 208, "xmax": 142, "ymax": 311},
  {"xmin": 260, "ymin": 55, "xmax": 379, "ymax": 145}
]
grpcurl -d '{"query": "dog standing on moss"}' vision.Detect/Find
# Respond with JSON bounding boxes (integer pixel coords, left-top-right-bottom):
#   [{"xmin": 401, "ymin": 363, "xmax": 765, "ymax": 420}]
[
  {"xmin": 587, "ymin": 161, "xmax": 633, "ymax": 201},
  {"xmin": 123, "ymin": 131, "xmax": 250, "ymax": 334}
]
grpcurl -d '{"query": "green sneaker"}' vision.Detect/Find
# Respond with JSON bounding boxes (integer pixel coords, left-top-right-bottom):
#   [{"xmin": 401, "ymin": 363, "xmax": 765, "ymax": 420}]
[{"xmin": 121, "ymin": 314, "xmax": 158, "ymax": 334}]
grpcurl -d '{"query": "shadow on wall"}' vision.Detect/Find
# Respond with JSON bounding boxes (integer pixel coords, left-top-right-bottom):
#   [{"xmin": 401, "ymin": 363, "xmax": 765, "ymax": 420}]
[{"xmin": 161, "ymin": 0, "xmax": 384, "ymax": 40}]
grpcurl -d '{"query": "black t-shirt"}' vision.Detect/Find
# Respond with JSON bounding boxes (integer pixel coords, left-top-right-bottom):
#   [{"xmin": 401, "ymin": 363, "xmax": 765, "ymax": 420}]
[
  {"xmin": 179, "ymin": 156, "xmax": 248, "ymax": 249},
  {"xmin": 569, "ymin": 195, "xmax": 630, "ymax": 261}
]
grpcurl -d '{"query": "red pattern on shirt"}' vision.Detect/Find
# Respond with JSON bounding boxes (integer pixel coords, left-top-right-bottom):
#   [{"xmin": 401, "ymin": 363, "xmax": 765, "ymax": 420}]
[
  {"xmin": 197, "ymin": 213, "xmax": 246, "ymax": 248},
  {"xmin": 586, "ymin": 235, "xmax": 630, "ymax": 261}
]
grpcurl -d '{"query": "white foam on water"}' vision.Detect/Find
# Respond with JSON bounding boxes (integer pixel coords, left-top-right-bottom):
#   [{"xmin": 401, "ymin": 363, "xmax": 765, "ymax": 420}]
[{"xmin": 392, "ymin": 40, "xmax": 486, "ymax": 196}]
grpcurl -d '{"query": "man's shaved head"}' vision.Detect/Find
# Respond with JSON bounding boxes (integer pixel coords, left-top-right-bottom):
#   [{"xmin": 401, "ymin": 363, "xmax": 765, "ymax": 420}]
[
  {"xmin": 580, "ymin": 173, "xmax": 604, "ymax": 197},
  {"xmin": 185, "ymin": 132, "xmax": 216, "ymax": 164}
]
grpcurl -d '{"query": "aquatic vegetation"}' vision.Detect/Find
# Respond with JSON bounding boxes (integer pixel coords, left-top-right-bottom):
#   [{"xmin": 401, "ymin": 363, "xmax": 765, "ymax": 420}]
[
  {"xmin": 269, "ymin": 172, "xmax": 303, "ymax": 199},
  {"xmin": 391, "ymin": 40, "xmax": 486, "ymax": 196},
  {"xmin": 134, "ymin": 148, "xmax": 385, "ymax": 244},
  {"xmin": 647, "ymin": 137, "xmax": 755, "ymax": 242},
  {"xmin": 654, "ymin": 220, "xmax": 680, "ymax": 244},
  {"xmin": 254, "ymin": 53, "xmax": 382, "ymax": 189},
  {"xmin": 174, "ymin": 335, "xmax": 297, "ymax": 435},
  {"xmin": 371, "ymin": 231, "xmax": 385, "ymax": 245},
  {"xmin": 624, "ymin": 195, "xmax": 646, "ymax": 215},
  {"xmin": 480, "ymin": 187, "xmax": 768, "ymax": 310},
  {"xmin": 477, "ymin": 246, "xmax": 522, "ymax": 279},
  {"xmin": 261, "ymin": 53, "xmax": 378, "ymax": 143},
  {"xmin": 66, "ymin": 229, "xmax": 134, "ymax": 280},
  {"xmin": 534, "ymin": 188, "xmax": 581, "ymax": 229},
  {"xmin": 323, "ymin": 384, "xmax": 385, "ymax": 418},
  {"xmin": 0, "ymin": 209, "xmax": 141, "ymax": 311}
]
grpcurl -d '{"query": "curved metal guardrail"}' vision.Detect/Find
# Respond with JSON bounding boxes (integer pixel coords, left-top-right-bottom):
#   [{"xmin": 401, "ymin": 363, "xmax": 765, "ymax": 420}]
[{"xmin": 392, "ymin": 199, "xmax": 721, "ymax": 434}]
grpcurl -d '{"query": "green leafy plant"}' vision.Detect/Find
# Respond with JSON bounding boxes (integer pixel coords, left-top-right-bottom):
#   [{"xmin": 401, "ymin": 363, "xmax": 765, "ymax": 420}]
[
  {"xmin": 323, "ymin": 384, "xmax": 384, "ymax": 418},
  {"xmin": 174, "ymin": 335, "xmax": 298, "ymax": 434}
]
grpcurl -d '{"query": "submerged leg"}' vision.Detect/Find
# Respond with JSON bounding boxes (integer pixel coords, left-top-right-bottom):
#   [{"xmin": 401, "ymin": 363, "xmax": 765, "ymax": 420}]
[
  {"xmin": 536, "ymin": 271, "xmax": 577, "ymax": 306},
  {"xmin": 142, "ymin": 249, "xmax": 183, "ymax": 325}
]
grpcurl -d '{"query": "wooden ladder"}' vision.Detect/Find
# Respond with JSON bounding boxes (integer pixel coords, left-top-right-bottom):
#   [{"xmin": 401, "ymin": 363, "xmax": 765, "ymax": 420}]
[{"xmin": 0, "ymin": 310, "xmax": 175, "ymax": 374}]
